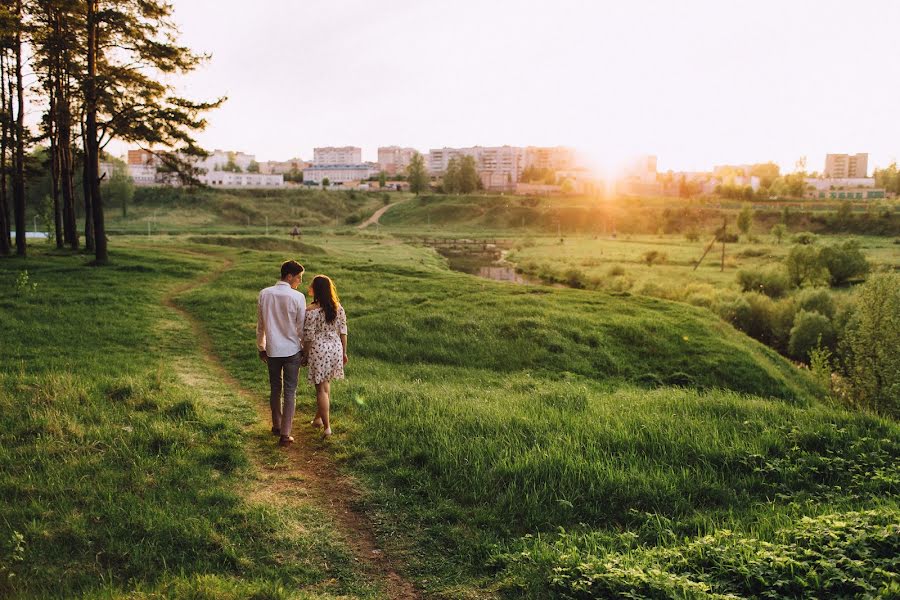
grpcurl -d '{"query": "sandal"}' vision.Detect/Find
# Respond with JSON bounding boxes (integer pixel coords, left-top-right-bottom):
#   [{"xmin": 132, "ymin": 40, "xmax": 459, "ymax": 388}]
[
  {"xmin": 278, "ymin": 435, "xmax": 294, "ymax": 446},
  {"xmin": 310, "ymin": 418, "xmax": 323, "ymax": 428}
]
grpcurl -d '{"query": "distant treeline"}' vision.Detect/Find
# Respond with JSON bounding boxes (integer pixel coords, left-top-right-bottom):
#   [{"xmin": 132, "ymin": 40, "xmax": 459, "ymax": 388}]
[{"xmin": 388, "ymin": 195, "xmax": 900, "ymax": 237}]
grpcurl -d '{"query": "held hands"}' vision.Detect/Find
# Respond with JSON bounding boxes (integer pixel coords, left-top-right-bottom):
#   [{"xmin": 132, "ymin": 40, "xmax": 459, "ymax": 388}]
[{"xmin": 258, "ymin": 350, "xmax": 268, "ymax": 364}]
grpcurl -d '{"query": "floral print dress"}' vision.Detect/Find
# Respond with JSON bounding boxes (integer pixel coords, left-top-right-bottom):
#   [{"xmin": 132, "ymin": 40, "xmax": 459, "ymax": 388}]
[{"xmin": 303, "ymin": 306, "xmax": 347, "ymax": 384}]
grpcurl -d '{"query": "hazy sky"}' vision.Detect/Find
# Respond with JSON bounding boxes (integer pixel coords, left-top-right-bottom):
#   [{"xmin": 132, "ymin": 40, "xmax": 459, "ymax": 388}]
[{"xmin": 115, "ymin": 0, "xmax": 900, "ymax": 173}]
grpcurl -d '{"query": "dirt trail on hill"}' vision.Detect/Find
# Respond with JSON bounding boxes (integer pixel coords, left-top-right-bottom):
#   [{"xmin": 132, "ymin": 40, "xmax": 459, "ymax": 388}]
[
  {"xmin": 161, "ymin": 253, "xmax": 420, "ymax": 600},
  {"xmin": 357, "ymin": 200, "xmax": 408, "ymax": 229}
]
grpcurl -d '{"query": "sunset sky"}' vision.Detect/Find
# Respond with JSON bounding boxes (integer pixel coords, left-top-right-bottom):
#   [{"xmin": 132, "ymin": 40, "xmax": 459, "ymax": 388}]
[{"xmin": 126, "ymin": 0, "xmax": 900, "ymax": 174}]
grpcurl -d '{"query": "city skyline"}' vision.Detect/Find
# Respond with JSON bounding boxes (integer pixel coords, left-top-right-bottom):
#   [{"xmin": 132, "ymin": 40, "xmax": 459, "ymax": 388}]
[{"xmin": 108, "ymin": 0, "xmax": 900, "ymax": 174}]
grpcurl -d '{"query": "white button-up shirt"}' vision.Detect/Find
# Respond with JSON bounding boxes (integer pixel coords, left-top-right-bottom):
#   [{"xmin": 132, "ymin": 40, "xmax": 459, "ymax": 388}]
[{"xmin": 257, "ymin": 281, "xmax": 306, "ymax": 357}]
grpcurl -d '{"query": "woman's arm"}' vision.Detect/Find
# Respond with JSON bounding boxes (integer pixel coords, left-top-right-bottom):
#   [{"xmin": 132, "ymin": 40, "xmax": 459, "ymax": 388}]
[{"xmin": 338, "ymin": 306, "xmax": 348, "ymax": 364}]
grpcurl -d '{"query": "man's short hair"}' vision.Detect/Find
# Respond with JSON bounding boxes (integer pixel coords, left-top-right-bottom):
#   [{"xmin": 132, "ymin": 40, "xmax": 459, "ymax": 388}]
[{"xmin": 281, "ymin": 260, "xmax": 304, "ymax": 279}]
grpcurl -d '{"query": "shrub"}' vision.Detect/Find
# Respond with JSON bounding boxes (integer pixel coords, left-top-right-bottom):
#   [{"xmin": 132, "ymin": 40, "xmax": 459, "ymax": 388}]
[
  {"xmin": 819, "ymin": 239, "xmax": 869, "ymax": 285},
  {"xmin": 771, "ymin": 223, "xmax": 787, "ymax": 243},
  {"xmin": 606, "ymin": 276, "xmax": 634, "ymax": 293},
  {"xmin": 719, "ymin": 292, "xmax": 779, "ymax": 346},
  {"xmin": 785, "ymin": 244, "xmax": 829, "ymax": 287},
  {"xmin": 563, "ymin": 268, "xmax": 586, "ymax": 289},
  {"xmin": 736, "ymin": 266, "xmax": 791, "ymax": 298},
  {"xmin": 736, "ymin": 246, "xmax": 770, "ymax": 258},
  {"xmin": 607, "ymin": 265, "xmax": 626, "ymax": 277},
  {"xmin": 840, "ymin": 273, "xmax": 900, "ymax": 416},
  {"xmin": 641, "ymin": 250, "xmax": 667, "ymax": 267},
  {"xmin": 789, "ymin": 309, "xmax": 835, "ymax": 362},
  {"xmin": 794, "ymin": 288, "xmax": 836, "ymax": 319},
  {"xmin": 792, "ymin": 231, "xmax": 817, "ymax": 244},
  {"xmin": 684, "ymin": 229, "xmax": 700, "ymax": 242}
]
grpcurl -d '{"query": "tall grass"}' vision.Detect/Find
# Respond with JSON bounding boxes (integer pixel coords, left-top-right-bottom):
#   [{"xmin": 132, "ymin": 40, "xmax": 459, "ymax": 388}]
[
  {"xmin": 177, "ymin": 233, "xmax": 898, "ymax": 596},
  {"xmin": 0, "ymin": 246, "xmax": 377, "ymax": 599}
]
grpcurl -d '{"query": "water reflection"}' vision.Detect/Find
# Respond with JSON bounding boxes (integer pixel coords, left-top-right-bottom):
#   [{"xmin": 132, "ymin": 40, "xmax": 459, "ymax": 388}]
[{"xmin": 477, "ymin": 265, "xmax": 524, "ymax": 283}]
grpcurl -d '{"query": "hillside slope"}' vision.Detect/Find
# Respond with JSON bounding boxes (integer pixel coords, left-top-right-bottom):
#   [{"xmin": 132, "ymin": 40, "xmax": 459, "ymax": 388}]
[
  {"xmin": 178, "ymin": 233, "xmax": 896, "ymax": 598},
  {"xmin": 104, "ymin": 187, "xmax": 399, "ymax": 233}
]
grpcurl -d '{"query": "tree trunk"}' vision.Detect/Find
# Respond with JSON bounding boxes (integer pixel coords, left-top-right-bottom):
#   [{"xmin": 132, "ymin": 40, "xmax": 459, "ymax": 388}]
[
  {"xmin": 56, "ymin": 15, "xmax": 78, "ymax": 250},
  {"xmin": 85, "ymin": 0, "xmax": 106, "ymax": 263},
  {"xmin": 13, "ymin": 0, "xmax": 26, "ymax": 257},
  {"xmin": 0, "ymin": 51, "xmax": 10, "ymax": 257},
  {"xmin": 82, "ymin": 143, "xmax": 93, "ymax": 251},
  {"xmin": 49, "ymin": 74, "xmax": 63, "ymax": 249}
]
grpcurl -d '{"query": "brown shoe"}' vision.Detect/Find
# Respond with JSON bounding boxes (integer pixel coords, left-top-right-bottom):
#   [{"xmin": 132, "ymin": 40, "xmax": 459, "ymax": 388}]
[{"xmin": 278, "ymin": 435, "xmax": 294, "ymax": 447}]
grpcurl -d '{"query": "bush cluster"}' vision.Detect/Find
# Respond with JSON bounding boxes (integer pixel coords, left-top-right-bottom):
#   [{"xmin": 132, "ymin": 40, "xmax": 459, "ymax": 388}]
[
  {"xmin": 497, "ymin": 509, "xmax": 900, "ymax": 599},
  {"xmin": 785, "ymin": 239, "xmax": 869, "ymax": 287}
]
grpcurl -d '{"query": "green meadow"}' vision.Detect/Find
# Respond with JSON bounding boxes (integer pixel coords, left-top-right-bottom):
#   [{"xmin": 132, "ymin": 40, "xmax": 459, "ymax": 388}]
[{"xmin": 3, "ymin": 223, "xmax": 896, "ymax": 598}]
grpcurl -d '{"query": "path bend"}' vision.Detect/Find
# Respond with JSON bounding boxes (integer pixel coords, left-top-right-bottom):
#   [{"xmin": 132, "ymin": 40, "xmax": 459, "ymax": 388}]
[{"xmin": 161, "ymin": 250, "xmax": 420, "ymax": 600}]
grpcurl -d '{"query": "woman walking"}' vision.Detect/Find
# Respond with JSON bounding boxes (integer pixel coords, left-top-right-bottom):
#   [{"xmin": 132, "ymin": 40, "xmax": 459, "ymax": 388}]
[{"xmin": 303, "ymin": 275, "xmax": 348, "ymax": 437}]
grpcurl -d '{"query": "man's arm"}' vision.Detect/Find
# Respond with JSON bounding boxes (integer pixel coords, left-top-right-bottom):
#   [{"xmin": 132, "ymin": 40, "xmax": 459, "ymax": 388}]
[{"xmin": 256, "ymin": 293, "xmax": 268, "ymax": 361}]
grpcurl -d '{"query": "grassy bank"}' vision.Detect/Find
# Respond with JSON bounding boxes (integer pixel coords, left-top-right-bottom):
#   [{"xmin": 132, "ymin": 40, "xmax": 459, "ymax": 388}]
[
  {"xmin": 0, "ymin": 243, "xmax": 381, "ymax": 599},
  {"xmin": 175, "ymin": 233, "xmax": 898, "ymax": 598},
  {"xmin": 102, "ymin": 186, "xmax": 402, "ymax": 234}
]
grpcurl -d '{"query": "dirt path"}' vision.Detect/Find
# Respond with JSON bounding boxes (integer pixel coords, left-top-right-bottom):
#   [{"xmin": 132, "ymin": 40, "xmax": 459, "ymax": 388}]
[
  {"xmin": 161, "ymin": 253, "xmax": 420, "ymax": 600},
  {"xmin": 357, "ymin": 200, "xmax": 408, "ymax": 229}
]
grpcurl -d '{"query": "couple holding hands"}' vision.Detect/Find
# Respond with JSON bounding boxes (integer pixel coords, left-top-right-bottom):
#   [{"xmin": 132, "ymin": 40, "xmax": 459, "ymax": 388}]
[{"xmin": 256, "ymin": 260, "xmax": 348, "ymax": 446}]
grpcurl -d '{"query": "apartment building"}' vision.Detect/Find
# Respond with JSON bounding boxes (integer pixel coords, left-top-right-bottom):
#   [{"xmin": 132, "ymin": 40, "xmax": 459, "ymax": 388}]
[
  {"xmin": 303, "ymin": 164, "xmax": 375, "ymax": 184},
  {"xmin": 193, "ymin": 150, "xmax": 257, "ymax": 174},
  {"xmin": 524, "ymin": 146, "xmax": 577, "ymax": 171},
  {"xmin": 127, "ymin": 149, "xmax": 157, "ymax": 166},
  {"xmin": 197, "ymin": 172, "xmax": 284, "ymax": 188},
  {"xmin": 825, "ymin": 153, "xmax": 868, "ymax": 178},
  {"xmin": 377, "ymin": 146, "xmax": 418, "ymax": 175},
  {"xmin": 427, "ymin": 145, "xmax": 525, "ymax": 190},
  {"xmin": 258, "ymin": 158, "xmax": 308, "ymax": 175},
  {"xmin": 313, "ymin": 146, "xmax": 362, "ymax": 165}
]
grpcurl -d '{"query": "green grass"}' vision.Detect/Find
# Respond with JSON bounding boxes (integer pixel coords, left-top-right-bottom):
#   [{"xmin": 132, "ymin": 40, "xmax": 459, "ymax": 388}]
[
  {"xmin": 3, "ymin": 234, "xmax": 897, "ymax": 598},
  {"xmin": 172, "ymin": 233, "xmax": 898, "ymax": 597},
  {"xmin": 0, "ymin": 243, "xmax": 380, "ymax": 599},
  {"xmin": 379, "ymin": 193, "xmax": 900, "ymax": 237},
  {"xmin": 103, "ymin": 186, "xmax": 400, "ymax": 234},
  {"xmin": 506, "ymin": 233, "xmax": 900, "ymax": 295}
]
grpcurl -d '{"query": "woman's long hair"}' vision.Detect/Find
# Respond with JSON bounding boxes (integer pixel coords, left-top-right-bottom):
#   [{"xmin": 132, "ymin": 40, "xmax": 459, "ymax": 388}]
[{"xmin": 310, "ymin": 275, "xmax": 340, "ymax": 323}]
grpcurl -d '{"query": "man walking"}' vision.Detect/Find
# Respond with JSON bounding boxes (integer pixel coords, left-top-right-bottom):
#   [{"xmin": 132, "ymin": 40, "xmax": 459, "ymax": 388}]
[{"xmin": 257, "ymin": 260, "xmax": 306, "ymax": 446}]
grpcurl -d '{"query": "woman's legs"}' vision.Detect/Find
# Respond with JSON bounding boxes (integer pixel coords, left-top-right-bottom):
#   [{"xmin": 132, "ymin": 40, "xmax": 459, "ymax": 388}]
[{"xmin": 316, "ymin": 380, "xmax": 331, "ymax": 436}]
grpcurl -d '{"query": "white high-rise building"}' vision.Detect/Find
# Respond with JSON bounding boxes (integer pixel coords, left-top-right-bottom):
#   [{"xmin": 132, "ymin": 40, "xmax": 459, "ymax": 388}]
[
  {"xmin": 313, "ymin": 146, "xmax": 362, "ymax": 165},
  {"xmin": 377, "ymin": 146, "xmax": 418, "ymax": 175},
  {"xmin": 195, "ymin": 150, "xmax": 256, "ymax": 174},
  {"xmin": 825, "ymin": 153, "xmax": 868, "ymax": 178},
  {"xmin": 524, "ymin": 146, "xmax": 577, "ymax": 171},
  {"xmin": 427, "ymin": 145, "xmax": 525, "ymax": 190}
]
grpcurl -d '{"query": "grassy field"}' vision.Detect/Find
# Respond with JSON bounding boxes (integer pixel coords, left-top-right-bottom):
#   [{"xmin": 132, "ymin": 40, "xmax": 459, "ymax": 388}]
[
  {"xmin": 379, "ymin": 193, "xmax": 900, "ymax": 237},
  {"xmin": 0, "ymin": 243, "xmax": 384, "ymax": 599},
  {"xmin": 506, "ymin": 233, "xmax": 900, "ymax": 294},
  {"xmin": 100, "ymin": 187, "xmax": 403, "ymax": 234},
  {"xmin": 2, "ymin": 230, "xmax": 898, "ymax": 598},
  {"xmin": 172, "ymin": 233, "xmax": 896, "ymax": 597}
]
